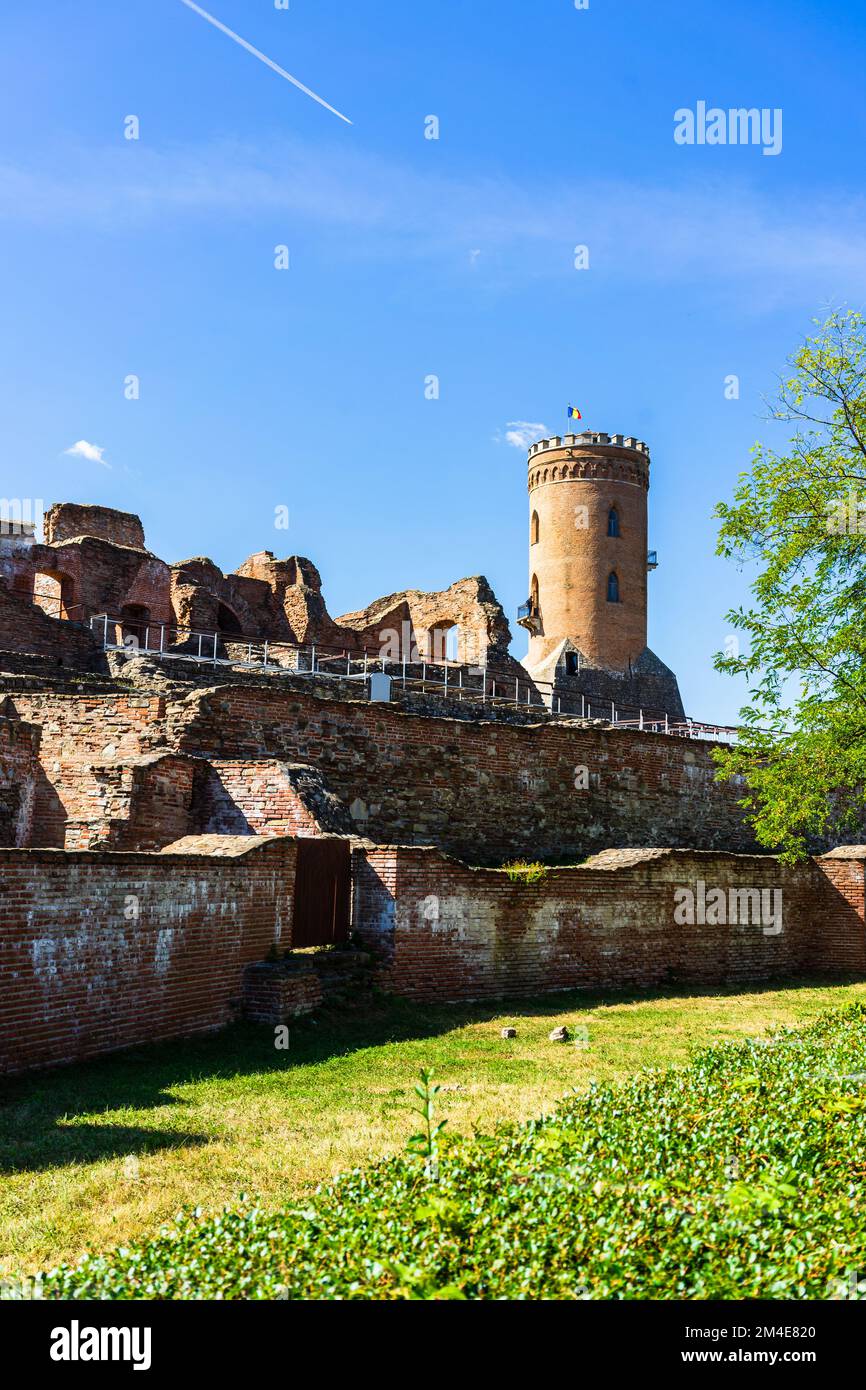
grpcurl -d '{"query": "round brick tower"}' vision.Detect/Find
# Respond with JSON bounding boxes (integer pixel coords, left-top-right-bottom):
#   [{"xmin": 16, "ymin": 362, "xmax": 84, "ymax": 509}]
[{"xmin": 522, "ymin": 431, "xmax": 652, "ymax": 671}]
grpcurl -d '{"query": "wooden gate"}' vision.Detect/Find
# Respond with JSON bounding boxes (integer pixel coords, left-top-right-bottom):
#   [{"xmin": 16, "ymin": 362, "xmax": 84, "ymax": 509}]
[{"xmin": 292, "ymin": 838, "xmax": 351, "ymax": 948}]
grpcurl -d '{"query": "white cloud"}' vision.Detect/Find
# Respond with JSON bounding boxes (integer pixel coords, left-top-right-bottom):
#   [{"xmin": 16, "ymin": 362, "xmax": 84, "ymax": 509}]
[
  {"xmin": 64, "ymin": 440, "xmax": 109, "ymax": 467},
  {"xmin": 503, "ymin": 422, "xmax": 549, "ymax": 449}
]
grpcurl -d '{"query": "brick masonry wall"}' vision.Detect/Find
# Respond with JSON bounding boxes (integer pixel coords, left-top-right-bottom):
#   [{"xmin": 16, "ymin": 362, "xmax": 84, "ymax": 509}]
[
  {"xmin": 353, "ymin": 845, "xmax": 866, "ymax": 1002},
  {"xmin": 5, "ymin": 686, "xmax": 762, "ymax": 862},
  {"xmin": 7, "ymin": 693, "xmax": 168, "ymax": 848},
  {"xmin": 11, "ymin": 685, "xmax": 866, "ymax": 873},
  {"xmin": 0, "ymin": 581, "xmax": 100, "ymax": 669},
  {"xmin": 43, "ymin": 503, "xmax": 147, "ymax": 550},
  {"xmin": 61, "ymin": 755, "xmax": 197, "ymax": 852},
  {"xmin": 813, "ymin": 849, "xmax": 866, "ymax": 971},
  {"xmin": 194, "ymin": 759, "xmax": 324, "ymax": 837},
  {"xmin": 168, "ymin": 685, "xmax": 759, "ymax": 863},
  {"xmin": 242, "ymin": 961, "xmax": 323, "ymax": 1023},
  {"xmin": 0, "ymin": 715, "xmax": 40, "ymax": 846},
  {"xmin": 0, "ymin": 836, "xmax": 297, "ymax": 1075}
]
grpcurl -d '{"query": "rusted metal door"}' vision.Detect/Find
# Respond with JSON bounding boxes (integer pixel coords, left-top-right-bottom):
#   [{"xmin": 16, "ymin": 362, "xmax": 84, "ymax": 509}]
[{"xmin": 292, "ymin": 838, "xmax": 351, "ymax": 947}]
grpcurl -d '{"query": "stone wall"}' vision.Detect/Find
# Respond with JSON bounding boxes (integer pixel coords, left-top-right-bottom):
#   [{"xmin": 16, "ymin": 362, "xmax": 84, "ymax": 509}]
[
  {"xmin": 2, "ymin": 539, "xmax": 172, "ymax": 636},
  {"xmin": 353, "ymin": 845, "xmax": 866, "ymax": 1002},
  {"xmin": 194, "ymin": 759, "xmax": 354, "ymax": 838},
  {"xmin": 6, "ymin": 684, "xmax": 759, "ymax": 861},
  {"xmin": 2, "ymin": 829, "xmax": 863, "ymax": 1075},
  {"xmin": 0, "ymin": 580, "xmax": 101, "ymax": 670},
  {"xmin": 43, "ymin": 504, "xmax": 146, "ymax": 551},
  {"xmin": 0, "ymin": 836, "xmax": 297, "ymax": 1075},
  {"xmin": 167, "ymin": 685, "xmax": 758, "ymax": 864},
  {"xmin": 336, "ymin": 574, "xmax": 516, "ymax": 668},
  {"xmin": 811, "ymin": 847, "xmax": 866, "ymax": 972},
  {"xmin": 60, "ymin": 754, "xmax": 198, "ymax": 852},
  {"xmin": 0, "ymin": 715, "xmax": 40, "ymax": 846},
  {"xmin": 15, "ymin": 684, "xmax": 866, "ymax": 869},
  {"xmin": 6, "ymin": 693, "xmax": 168, "ymax": 848}
]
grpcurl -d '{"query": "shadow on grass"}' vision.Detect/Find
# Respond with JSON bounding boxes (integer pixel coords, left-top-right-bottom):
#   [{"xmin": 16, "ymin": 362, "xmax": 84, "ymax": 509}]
[{"xmin": 0, "ymin": 973, "xmax": 861, "ymax": 1176}]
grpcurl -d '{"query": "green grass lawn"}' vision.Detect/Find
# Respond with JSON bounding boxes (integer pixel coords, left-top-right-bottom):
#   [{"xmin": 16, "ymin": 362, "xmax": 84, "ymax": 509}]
[{"xmin": 2, "ymin": 975, "xmax": 865, "ymax": 1277}]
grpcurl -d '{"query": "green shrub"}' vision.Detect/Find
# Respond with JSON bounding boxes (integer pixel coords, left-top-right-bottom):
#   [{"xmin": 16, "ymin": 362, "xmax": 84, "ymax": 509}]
[
  {"xmin": 502, "ymin": 860, "xmax": 548, "ymax": 884},
  {"xmin": 32, "ymin": 1004, "xmax": 866, "ymax": 1300}
]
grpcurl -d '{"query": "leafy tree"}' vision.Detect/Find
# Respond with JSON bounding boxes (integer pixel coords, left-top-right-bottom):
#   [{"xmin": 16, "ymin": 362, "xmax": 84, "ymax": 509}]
[{"xmin": 714, "ymin": 309, "xmax": 866, "ymax": 860}]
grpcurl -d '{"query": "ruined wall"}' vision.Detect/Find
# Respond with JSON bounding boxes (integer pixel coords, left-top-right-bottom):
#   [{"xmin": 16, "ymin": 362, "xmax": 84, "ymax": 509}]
[
  {"xmin": 0, "ymin": 715, "xmax": 40, "ymax": 846},
  {"xmin": 812, "ymin": 848, "xmax": 866, "ymax": 972},
  {"xmin": 170, "ymin": 558, "xmax": 294, "ymax": 641},
  {"xmin": 6, "ymin": 693, "xmax": 167, "ymax": 847},
  {"xmin": 234, "ymin": 552, "xmax": 339, "ymax": 646},
  {"xmin": 7, "ymin": 685, "xmax": 758, "ymax": 861},
  {"xmin": 0, "ymin": 580, "xmax": 100, "ymax": 669},
  {"xmin": 59, "ymin": 754, "xmax": 198, "ymax": 852},
  {"xmin": 43, "ymin": 504, "xmax": 146, "ymax": 550},
  {"xmin": 195, "ymin": 759, "xmax": 354, "ymax": 838},
  {"xmin": 2, "ymin": 539, "xmax": 172, "ymax": 636},
  {"xmin": 336, "ymin": 575, "xmax": 515, "ymax": 667},
  {"xmin": 168, "ymin": 685, "xmax": 758, "ymax": 863},
  {"xmin": 4, "ymin": 499, "xmax": 526, "ymax": 693},
  {"xmin": 0, "ymin": 837, "xmax": 297, "ymax": 1075},
  {"xmin": 353, "ymin": 846, "xmax": 866, "ymax": 1002}
]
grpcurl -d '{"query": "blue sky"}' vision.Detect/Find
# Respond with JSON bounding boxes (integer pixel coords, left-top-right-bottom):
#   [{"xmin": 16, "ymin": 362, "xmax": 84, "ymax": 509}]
[{"xmin": 3, "ymin": 0, "xmax": 866, "ymax": 722}]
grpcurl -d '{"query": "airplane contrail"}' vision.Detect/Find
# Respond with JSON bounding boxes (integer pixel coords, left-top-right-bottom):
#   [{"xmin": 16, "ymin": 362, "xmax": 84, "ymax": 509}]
[{"xmin": 178, "ymin": 0, "xmax": 353, "ymax": 125}]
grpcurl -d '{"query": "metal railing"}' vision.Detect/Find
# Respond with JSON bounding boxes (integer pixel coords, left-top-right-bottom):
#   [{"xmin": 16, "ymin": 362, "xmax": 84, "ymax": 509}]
[
  {"xmin": 611, "ymin": 717, "xmax": 740, "ymax": 742},
  {"xmin": 88, "ymin": 614, "xmax": 739, "ymax": 740},
  {"xmin": 90, "ymin": 614, "xmax": 553, "ymax": 708},
  {"xmin": 19, "ymin": 591, "xmax": 88, "ymax": 619}
]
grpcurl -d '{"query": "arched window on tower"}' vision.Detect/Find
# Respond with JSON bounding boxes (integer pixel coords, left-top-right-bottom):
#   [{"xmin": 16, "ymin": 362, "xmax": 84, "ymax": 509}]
[
  {"xmin": 607, "ymin": 507, "xmax": 620, "ymax": 537},
  {"xmin": 607, "ymin": 572, "xmax": 620, "ymax": 603},
  {"xmin": 531, "ymin": 573, "xmax": 539, "ymax": 613},
  {"xmin": 530, "ymin": 510, "xmax": 540, "ymax": 544}
]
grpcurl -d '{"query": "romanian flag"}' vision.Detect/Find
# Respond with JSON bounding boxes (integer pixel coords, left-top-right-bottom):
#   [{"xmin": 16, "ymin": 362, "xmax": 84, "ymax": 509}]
[{"xmin": 567, "ymin": 405, "xmax": 582, "ymax": 421}]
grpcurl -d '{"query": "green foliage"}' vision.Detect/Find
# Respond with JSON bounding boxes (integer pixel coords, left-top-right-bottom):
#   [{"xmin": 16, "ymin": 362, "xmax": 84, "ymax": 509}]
[
  {"xmin": 714, "ymin": 309, "xmax": 866, "ymax": 859},
  {"xmin": 405, "ymin": 1067, "xmax": 447, "ymax": 1178},
  {"xmin": 503, "ymin": 860, "xmax": 548, "ymax": 884},
  {"xmin": 31, "ymin": 1004, "xmax": 866, "ymax": 1301}
]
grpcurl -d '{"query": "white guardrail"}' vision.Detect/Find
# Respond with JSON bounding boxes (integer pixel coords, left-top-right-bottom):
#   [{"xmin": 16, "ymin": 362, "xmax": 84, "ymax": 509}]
[{"xmin": 89, "ymin": 614, "xmax": 738, "ymax": 740}]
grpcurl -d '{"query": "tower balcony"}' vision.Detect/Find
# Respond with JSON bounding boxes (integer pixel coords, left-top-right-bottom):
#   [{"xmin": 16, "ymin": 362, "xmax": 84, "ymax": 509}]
[
  {"xmin": 647, "ymin": 550, "xmax": 658, "ymax": 571},
  {"xmin": 517, "ymin": 600, "xmax": 543, "ymax": 635}
]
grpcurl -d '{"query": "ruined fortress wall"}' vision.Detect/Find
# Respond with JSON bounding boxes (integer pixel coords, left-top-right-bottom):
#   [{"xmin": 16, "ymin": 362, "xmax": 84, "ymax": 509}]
[
  {"xmin": 0, "ymin": 582, "xmax": 99, "ymax": 668},
  {"xmin": 353, "ymin": 846, "xmax": 865, "ymax": 1002},
  {"xmin": 6, "ymin": 693, "xmax": 166, "ymax": 847},
  {"xmin": 43, "ymin": 503, "xmax": 146, "ymax": 550},
  {"xmin": 194, "ymin": 759, "xmax": 331, "ymax": 838},
  {"xmin": 7, "ymin": 686, "xmax": 758, "ymax": 861},
  {"xmin": 59, "ymin": 755, "xmax": 198, "ymax": 852},
  {"xmin": 9, "ymin": 692, "xmax": 166, "ymax": 761},
  {"xmin": 813, "ymin": 851, "xmax": 866, "ymax": 971},
  {"xmin": 0, "ymin": 716, "xmax": 40, "ymax": 847},
  {"xmin": 169, "ymin": 686, "xmax": 758, "ymax": 863},
  {"xmin": 0, "ymin": 838, "xmax": 296, "ymax": 1075}
]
